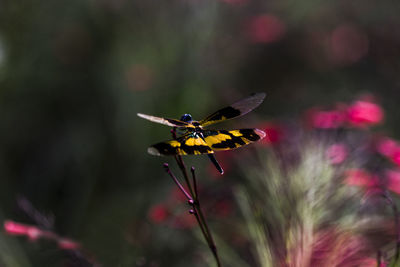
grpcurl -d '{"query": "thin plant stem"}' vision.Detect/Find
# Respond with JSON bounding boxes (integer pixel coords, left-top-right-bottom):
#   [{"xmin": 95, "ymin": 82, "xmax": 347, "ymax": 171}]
[
  {"xmin": 173, "ymin": 153, "xmax": 221, "ymax": 266},
  {"xmin": 162, "ymin": 128, "xmax": 222, "ymax": 267},
  {"xmin": 164, "ymin": 164, "xmax": 212, "ymax": 246},
  {"xmin": 164, "ymin": 163, "xmax": 192, "ymax": 201},
  {"xmin": 191, "ymin": 167, "xmax": 198, "ymax": 199}
]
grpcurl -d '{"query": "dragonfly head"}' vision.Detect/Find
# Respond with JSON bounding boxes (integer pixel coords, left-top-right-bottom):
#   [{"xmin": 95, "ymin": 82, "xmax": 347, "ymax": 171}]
[{"xmin": 180, "ymin": 113, "xmax": 193, "ymax": 123}]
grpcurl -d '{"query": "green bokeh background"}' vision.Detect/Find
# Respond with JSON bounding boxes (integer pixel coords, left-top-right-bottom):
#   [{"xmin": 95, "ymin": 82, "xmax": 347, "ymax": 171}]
[{"xmin": 0, "ymin": 0, "xmax": 399, "ymax": 266}]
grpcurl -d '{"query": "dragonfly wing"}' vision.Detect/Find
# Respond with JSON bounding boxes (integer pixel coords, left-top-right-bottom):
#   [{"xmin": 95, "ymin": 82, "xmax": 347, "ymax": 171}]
[
  {"xmin": 137, "ymin": 113, "xmax": 189, "ymax": 127},
  {"xmin": 199, "ymin": 93, "xmax": 266, "ymax": 127},
  {"xmin": 203, "ymin": 129, "xmax": 266, "ymax": 151},
  {"xmin": 148, "ymin": 134, "xmax": 214, "ymax": 156}
]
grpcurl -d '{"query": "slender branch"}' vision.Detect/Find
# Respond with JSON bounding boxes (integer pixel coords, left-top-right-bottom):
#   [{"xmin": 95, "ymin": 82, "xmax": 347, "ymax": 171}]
[
  {"xmin": 174, "ymin": 155, "xmax": 221, "ymax": 266},
  {"xmin": 164, "ymin": 163, "xmax": 192, "ymax": 201},
  {"xmin": 189, "ymin": 207, "xmax": 211, "ymax": 248},
  {"xmin": 161, "ymin": 128, "xmax": 222, "ymax": 267},
  {"xmin": 191, "ymin": 167, "xmax": 198, "ymax": 199},
  {"xmin": 175, "ymin": 154, "xmax": 196, "ymax": 198}
]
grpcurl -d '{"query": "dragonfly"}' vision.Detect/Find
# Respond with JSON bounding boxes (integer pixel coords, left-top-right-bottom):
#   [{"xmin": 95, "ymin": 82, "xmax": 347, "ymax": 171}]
[{"xmin": 137, "ymin": 92, "xmax": 266, "ymax": 174}]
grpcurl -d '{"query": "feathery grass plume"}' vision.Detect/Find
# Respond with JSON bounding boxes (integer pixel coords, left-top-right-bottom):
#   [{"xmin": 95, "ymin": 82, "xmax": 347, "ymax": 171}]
[{"xmin": 235, "ymin": 136, "xmax": 396, "ymax": 267}]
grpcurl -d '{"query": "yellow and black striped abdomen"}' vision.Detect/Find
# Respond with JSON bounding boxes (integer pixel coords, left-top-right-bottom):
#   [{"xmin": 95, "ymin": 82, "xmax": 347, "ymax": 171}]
[{"xmin": 203, "ymin": 129, "xmax": 266, "ymax": 151}]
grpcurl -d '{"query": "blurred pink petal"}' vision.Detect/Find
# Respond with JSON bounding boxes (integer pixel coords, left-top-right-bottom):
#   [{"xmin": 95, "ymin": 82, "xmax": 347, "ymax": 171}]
[
  {"xmin": 347, "ymin": 100, "xmax": 384, "ymax": 127},
  {"xmin": 391, "ymin": 149, "xmax": 400, "ymax": 166},
  {"xmin": 148, "ymin": 204, "xmax": 169, "ymax": 224},
  {"xmin": 306, "ymin": 108, "xmax": 346, "ymax": 129},
  {"xmin": 253, "ymin": 122, "xmax": 284, "ymax": 147},
  {"xmin": 4, "ymin": 220, "xmax": 42, "ymax": 241},
  {"xmin": 329, "ymin": 24, "xmax": 369, "ymax": 65},
  {"xmin": 375, "ymin": 136, "xmax": 400, "ymax": 166},
  {"xmin": 326, "ymin": 143, "xmax": 348, "ymax": 164},
  {"xmin": 344, "ymin": 169, "xmax": 383, "ymax": 196},
  {"xmin": 344, "ymin": 169, "xmax": 375, "ymax": 187},
  {"xmin": 376, "ymin": 137, "xmax": 399, "ymax": 157},
  {"xmin": 246, "ymin": 15, "xmax": 286, "ymax": 43},
  {"xmin": 58, "ymin": 238, "xmax": 81, "ymax": 250},
  {"xmin": 386, "ymin": 169, "xmax": 400, "ymax": 195},
  {"xmin": 259, "ymin": 122, "xmax": 284, "ymax": 145}
]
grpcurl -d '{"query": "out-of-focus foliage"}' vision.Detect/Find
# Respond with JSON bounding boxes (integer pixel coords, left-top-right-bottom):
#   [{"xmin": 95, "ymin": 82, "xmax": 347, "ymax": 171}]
[{"xmin": 1, "ymin": 0, "xmax": 400, "ymax": 266}]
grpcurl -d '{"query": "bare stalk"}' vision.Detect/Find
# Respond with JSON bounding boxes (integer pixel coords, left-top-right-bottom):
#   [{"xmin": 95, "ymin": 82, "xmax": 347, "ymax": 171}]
[{"xmin": 161, "ymin": 128, "xmax": 222, "ymax": 266}]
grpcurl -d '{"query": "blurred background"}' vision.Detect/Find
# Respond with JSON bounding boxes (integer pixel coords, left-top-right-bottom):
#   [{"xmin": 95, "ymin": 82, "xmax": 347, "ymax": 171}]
[{"xmin": 1, "ymin": 0, "xmax": 400, "ymax": 266}]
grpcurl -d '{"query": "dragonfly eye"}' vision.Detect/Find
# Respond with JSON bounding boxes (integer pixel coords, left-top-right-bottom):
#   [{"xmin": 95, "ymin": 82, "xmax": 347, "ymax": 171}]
[{"xmin": 180, "ymin": 114, "xmax": 192, "ymax": 122}]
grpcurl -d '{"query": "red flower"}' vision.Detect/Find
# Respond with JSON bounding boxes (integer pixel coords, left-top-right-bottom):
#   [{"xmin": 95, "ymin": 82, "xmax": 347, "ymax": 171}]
[
  {"xmin": 4, "ymin": 220, "xmax": 42, "ymax": 241},
  {"xmin": 376, "ymin": 137, "xmax": 399, "ymax": 158},
  {"xmin": 391, "ymin": 149, "xmax": 400, "ymax": 166},
  {"xmin": 306, "ymin": 108, "xmax": 346, "ymax": 129},
  {"xmin": 386, "ymin": 169, "xmax": 400, "ymax": 195},
  {"xmin": 344, "ymin": 169, "xmax": 382, "ymax": 196},
  {"xmin": 58, "ymin": 238, "xmax": 81, "ymax": 250},
  {"xmin": 326, "ymin": 143, "xmax": 348, "ymax": 164},
  {"xmin": 347, "ymin": 100, "xmax": 384, "ymax": 128},
  {"xmin": 259, "ymin": 122, "xmax": 284, "ymax": 145},
  {"xmin": 375, "ymin": 136, "xmax": 400, "ymax": 166},
  {"xmin": 246, "ymin": 15, "xmax": 286, "ymax": 44},
  {"xmin": 148, "ymin": 204, "xmax": 169, "ymax": 224}
]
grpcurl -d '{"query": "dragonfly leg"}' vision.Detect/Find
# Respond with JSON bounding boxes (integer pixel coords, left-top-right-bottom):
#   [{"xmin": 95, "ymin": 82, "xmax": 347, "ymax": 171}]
[{"xmin": 207, "ymin": 154, "xmax": 224, "ymax": 174}]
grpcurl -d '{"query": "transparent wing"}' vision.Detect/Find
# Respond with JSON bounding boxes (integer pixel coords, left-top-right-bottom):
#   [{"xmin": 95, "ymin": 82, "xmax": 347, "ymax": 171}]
[
  {"xmin": 199, "ymin": 92, "xmax": 266, "ymax": 127},
  {"xmin": 137, "ymin": 113, "xmax": 189, "ymax": 127}
]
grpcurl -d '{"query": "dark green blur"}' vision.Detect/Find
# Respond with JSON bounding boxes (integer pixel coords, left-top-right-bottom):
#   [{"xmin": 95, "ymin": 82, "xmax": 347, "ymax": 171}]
[{"xmin": 0, "ymin": 0, "xmax": 399, "ymax": 266}]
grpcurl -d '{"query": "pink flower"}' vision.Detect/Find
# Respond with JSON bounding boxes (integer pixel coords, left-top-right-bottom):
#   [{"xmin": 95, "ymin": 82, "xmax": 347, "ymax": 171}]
[
  {"xmin": 148, "ymin": 204, "xmax": 169, "ymax": 224},
  {"xmin": 386, "ymin": 169, "xmax": 400, "ymax": 195},
  {"xmin": 259, "ymin": 122, "xmax": 284, "ymax": 145},
  {"xmin": 4, "ymin": 220, "xmax": 42, "ymax": 241},
  {"xmin": 376, "ymin": 137, "xmax": 399, "ymax": 157},
  {"xmin": 306, "ymin": 108, "xmax": 347, "ymax": 129},
  {"xmin": 375, "ymin": 136, "xmax": 400, "ymax": 166},
  {"xmin": 58, "ymin": 238, "xmax": 81, "ymax": 250},
  {"xmin": 391, "ymin": 149, "xmax": 400, "ymax": 166},
  {"xmin": 246, "ymin": 15, "xmax": 286, "ymax": 44},
  {"xmin": 344, "ymin": 169, "xmax": 382, "ymax": 196},
  {"xmin": 347, "ymin": 100, "xmax": 384, "ymax": 128},
  {"xmin": 326, "ymin": 143, "xmax": 348, "ymax": 164}
]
